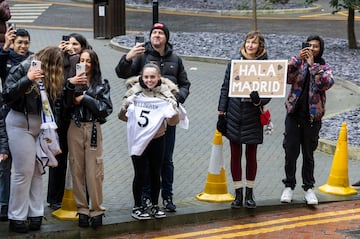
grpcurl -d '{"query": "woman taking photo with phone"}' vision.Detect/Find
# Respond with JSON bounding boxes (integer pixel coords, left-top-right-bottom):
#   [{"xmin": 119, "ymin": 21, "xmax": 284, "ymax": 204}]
[
  {"xmin": 64, "ymin": 49, "xmax": 112, "ymax": 229},
  {"xmin": 3, "ymin": 46, "xmax": 64, "ymax": 233}
]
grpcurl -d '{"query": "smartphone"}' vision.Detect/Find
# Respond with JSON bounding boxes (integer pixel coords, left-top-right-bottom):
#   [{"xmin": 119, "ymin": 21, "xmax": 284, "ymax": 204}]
[
  {"xmin": 135, "ymin": 35, "xmax": 145, "ymax": 45},
  {"xmin": 302, "ymin": 42, "xmax": 310, "ymax": 49},
  {"xmin": 62, "ymin": 35, "xmax": 70, "ymax": 41},
  {"xmin": 31, "ymin": 60, "xmax": 41, "ymax": 70},
  {"xmin": 7, "ymin": 22, "xmax": 16, "ymax": 30},
  {"xmin": 76, "ymin": 63, "xmax": 86, "ymax": 75}
]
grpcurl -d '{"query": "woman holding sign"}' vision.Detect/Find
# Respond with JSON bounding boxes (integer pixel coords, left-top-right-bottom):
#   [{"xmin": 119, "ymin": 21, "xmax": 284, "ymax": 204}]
[{"xmin": 217, "ymin": 31, "xmax": 270, "ymax": 209}]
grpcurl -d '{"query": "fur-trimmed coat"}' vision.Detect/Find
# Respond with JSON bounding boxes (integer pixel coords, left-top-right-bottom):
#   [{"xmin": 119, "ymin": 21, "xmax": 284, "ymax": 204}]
[{"xmin": 119, "ymin": 76, "xmax": 179, "ymax": 139}]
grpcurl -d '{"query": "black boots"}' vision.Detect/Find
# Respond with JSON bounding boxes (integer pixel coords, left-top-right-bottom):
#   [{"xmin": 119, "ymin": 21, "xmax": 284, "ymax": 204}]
[
  {"xmin": 231, "ymin": 188, "xmax": 243, "ymax": 208},
  {"xmin": 28, "ymin": 216, "xmax": 43, "ymax": 231},
  {"xmin": 244, "ymin": 187, "xmax": 256, "ymax": 208},
  {"xmin": 9, "ymin": 220, "xmax": 29, "ymax": 233},
  {"xmin": 90, "ymin": 214, "xmax": 103, "ymax": 229},
  {"xmin": 78, "ymin": 213, "xmax": 90, "ymax": 228},
  {"xmin": 79, "ymin": 213, "xmax": 104, "ymax": 229}
]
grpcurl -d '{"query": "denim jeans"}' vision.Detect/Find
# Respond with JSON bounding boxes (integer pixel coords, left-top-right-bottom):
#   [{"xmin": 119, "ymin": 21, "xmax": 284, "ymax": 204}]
[
  {"xmin": 0, "ymin": 156, "xmax": 11, "ymax": 206},
  {"xmin": 143, "ymin": 125, "xmax": 176, "ymax": 201}
]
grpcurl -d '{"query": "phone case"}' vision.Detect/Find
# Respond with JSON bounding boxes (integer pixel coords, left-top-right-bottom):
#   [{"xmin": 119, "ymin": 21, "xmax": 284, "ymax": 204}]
[{"xmin": 76, "ymin": 63, "xmax": 85, "ymax": 75}]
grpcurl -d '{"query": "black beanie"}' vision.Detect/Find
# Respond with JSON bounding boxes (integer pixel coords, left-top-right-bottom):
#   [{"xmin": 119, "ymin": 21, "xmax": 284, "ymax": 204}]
[{"xmin": 150, "ymin": 22, "xmax": 170, "ymax": 43}]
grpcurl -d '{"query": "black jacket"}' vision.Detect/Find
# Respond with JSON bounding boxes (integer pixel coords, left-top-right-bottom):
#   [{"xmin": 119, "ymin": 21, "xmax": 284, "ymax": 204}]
[
  {"xmin": 64, "ymin": 79, "xmax": 113, "ymax": 126},
  {"xmin": 218, "ymin": 53, "xmax": 271, "ymax": 144},
  {"xmin": 2, "ymin": 59, "xmax": 43, "ymax": 115},
  {"xmin": 0, "ymin": 95, "xmax": 9, "ymax": 155},
  {"xmin": 115, "ymin": 41, "xmax": 190, "ymax": 104}
]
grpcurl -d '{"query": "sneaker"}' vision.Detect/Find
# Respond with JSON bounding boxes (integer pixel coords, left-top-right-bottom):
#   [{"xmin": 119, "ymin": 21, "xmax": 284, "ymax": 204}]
[
  {"xmin": 131, "ymin": 207, "xmax": 151, "ymax": 220},
  {"xmin": 280, "ymin": 187, "xmax": 294, "ymax": 203},
  {"xmin": 151, "ymin": 205, "xmax": 166, "ymax": 219},
  {"xmin": 163, "ymin": 198, "xmax": 176, "ymax": 212},
  {"xmin": 48, "ymin": 203, "xmax": 61, "ymax": 210},
  {"xmin": 304, "ymin": 189, "xmax": 318, "ymax": 205}
]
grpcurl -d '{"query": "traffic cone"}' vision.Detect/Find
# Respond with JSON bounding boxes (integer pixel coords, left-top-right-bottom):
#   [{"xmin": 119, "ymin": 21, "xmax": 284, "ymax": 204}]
[
  {"xmin": 52, "ymin": 163, "xmax": 79, "ymax": 220},
  {"xmin": 196, "ymin": 129, "xmax": 234, "ymax": 202},
  {"xmin": 318, "ymin": 122, "xmax": 357, "ymax": 195}
]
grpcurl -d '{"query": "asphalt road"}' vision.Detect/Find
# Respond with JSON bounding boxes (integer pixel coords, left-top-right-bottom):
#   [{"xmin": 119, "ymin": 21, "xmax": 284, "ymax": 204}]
[{"xmin": 11, "ymin": 0, "xmax": 359, "ymax": 39}]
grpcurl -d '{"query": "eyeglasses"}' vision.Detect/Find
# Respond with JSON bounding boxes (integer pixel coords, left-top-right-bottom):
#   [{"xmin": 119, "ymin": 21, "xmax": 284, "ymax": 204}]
[{"xmin": 14, "ymin": 40, "xmax": 30, "ymax": 46}]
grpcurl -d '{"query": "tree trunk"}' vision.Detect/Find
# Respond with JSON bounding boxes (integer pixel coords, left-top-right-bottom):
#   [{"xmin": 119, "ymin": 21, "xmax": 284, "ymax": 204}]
[{"xmin": 347, "ymin": 7, "xmax": 357, "ymax": 49}]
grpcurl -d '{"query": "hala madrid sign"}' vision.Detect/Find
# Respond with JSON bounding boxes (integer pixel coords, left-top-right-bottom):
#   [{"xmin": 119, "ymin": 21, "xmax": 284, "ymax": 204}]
[{"xmin": 229, "ymin": 60, "xmax": 288, "ymax": 98}]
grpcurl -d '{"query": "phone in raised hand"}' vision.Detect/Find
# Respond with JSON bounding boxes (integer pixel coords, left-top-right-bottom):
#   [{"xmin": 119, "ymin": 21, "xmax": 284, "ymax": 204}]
[
  {"xmin": 76, "ymin": 63, "xmax": 86, "ymax": 76},
  {"xmin": 31, "ymin": 60, "xmax": 41, "ymax": 70}
]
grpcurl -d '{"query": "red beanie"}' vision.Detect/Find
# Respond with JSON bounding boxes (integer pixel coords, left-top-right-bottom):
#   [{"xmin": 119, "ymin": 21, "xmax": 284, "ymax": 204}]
[{"xmin": 150, "ymin": 22, "xmax": 170, "ymax": 43}]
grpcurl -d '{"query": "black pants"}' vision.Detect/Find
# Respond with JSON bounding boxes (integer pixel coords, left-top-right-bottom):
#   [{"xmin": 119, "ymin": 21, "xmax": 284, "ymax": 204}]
[
  {"xmin": 47, "ymin": 120, "xmax": 70, "ymax": 205},
  {"xmin": 131, "ymin": 136, "xmax": 165, "ymax": 207},
  {"xmin": 282, "ymin": 114, "xmax": 321, "ymax": 191}
]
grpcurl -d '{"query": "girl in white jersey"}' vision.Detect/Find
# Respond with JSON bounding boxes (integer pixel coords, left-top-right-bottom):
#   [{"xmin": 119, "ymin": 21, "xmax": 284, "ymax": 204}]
[{"xmin": 119, "ymin": 63, "xmax": 179, "ymax": 220}]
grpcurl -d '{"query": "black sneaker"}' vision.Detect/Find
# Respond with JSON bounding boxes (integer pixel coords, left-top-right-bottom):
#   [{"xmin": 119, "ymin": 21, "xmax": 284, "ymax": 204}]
[
  {"xmin": 0, "ymin": 205, "xmax": 8, "ymax": 221},
  {"xmin": 78, "ymin": 213, "xmax": 90, "ymax": 228},
  {"xmin": 90, "ymin": 214, "xmax": 103, "ymax": 229},
  {"xmin": 131, "ymin": 207, "xmax": 151, "ymax": 220},
  {"xmin": 48, "ymin": 203, "xmax": 61, "ymax": 210},
  {"xmin": 150, "ymin": 205, "xmax": 166, "ymax": 219},
  {"xmin": 28, "ymin": 216, "xmax": 42, "ymax": 231},
  {"xmin": 9, "ymin": 219, "xmax": 29, "ymax": 233},
  {"xmin": 163, "ymin": 198, "xmax": 176, "ymax": 212}
]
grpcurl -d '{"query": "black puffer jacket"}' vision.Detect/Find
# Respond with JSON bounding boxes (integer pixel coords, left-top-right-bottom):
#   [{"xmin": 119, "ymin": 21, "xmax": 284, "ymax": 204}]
[
  {"xmin": 115, "ymin": 41, "xmax": 190, "ymax": 104},
  {"xmin": 218, "ymin": 53, "xmax": 270, "ymax": 144}
]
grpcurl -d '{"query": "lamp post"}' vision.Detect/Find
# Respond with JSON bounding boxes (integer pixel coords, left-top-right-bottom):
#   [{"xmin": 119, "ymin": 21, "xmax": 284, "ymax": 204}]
[
  {"xmin": 252, "ymin": 0, "xmax": 257, "ymax": 31},
  {"xmin": 153, "ymin": 0, "xmax": 158, "ymax": 24}
]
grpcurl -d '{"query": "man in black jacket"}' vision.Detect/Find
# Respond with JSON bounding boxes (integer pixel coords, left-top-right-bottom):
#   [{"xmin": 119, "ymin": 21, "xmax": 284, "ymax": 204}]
[{"xmin": 115, "ymin": 22, "xmax": 190, "ymax": 212}]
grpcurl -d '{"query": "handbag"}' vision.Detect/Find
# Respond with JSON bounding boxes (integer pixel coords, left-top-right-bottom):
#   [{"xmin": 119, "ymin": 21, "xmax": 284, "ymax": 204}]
[{"xmin": 259, "ymin": 107, "xmax": 271, "ymax": 126}]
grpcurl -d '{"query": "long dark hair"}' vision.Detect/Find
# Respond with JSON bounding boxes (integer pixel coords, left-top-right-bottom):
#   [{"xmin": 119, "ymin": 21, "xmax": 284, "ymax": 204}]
[
  {"xmin": 69, "ymin": 33, "xmax": 92, "ymax": 50},
  {"xmin": 81, "ymin": 49, "xmax": 102, "ymax": 86},
  {"xmin": 306, "ymin": 35, "xmax": 325, "ymax": 64}
]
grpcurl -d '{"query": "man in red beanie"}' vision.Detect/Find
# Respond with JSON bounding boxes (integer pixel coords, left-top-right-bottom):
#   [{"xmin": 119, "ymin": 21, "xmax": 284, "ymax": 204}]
[{"xmin": 115, "ymin": 22, "xmax": 190, "ymax": 216}]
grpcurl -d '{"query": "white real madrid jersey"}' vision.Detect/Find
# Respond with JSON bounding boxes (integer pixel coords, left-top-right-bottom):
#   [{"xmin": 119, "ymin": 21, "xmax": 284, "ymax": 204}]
[{"xmin": 126, "ymin": 95, "xmax": 177, "ymax": 156}]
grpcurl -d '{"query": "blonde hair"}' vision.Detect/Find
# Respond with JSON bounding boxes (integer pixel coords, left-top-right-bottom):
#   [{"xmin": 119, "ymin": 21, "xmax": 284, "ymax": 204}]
[{"xmin": 34, "ymin": 46, "xmax": 64, "ymax": 100}]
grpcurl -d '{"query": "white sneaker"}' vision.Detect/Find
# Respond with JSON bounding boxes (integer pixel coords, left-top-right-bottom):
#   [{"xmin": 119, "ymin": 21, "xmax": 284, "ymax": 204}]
[
  {"xmin": 280, "ymin": 187, "xmax": 294, "ymax": 203},
  {"xmin": 304, "ymin": 189, "xmax": 318, "ymax": 205}
]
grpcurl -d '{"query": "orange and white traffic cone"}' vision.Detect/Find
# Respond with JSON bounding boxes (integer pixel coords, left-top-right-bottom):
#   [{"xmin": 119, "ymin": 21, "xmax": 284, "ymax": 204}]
[
  {"xmin": 318, "ymin": 122, "xmax": 357, "ymax": 195},
  {"xmin": 52, "ymin": 163, "xmax": 79, "ymax": 220},
  {"xmin": 196, "ymin": 129, "xmax": 234, "ymax": 202}
]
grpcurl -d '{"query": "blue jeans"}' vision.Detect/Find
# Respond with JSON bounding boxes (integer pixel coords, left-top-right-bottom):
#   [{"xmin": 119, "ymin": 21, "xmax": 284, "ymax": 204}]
[
  {"xmin": 143, "ymin": 125, "xmax": 176, "ymax": 201},
  {"xmin": 0, "ymin": 156, "xmax": 11, "ymax": 206}
]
